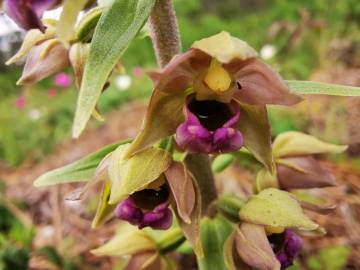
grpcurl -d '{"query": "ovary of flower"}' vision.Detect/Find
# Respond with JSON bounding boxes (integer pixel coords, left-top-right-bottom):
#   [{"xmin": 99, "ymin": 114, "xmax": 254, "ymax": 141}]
[{"xmin": 203, "ymin": 59, "xmax": 231, "ymax": 92}]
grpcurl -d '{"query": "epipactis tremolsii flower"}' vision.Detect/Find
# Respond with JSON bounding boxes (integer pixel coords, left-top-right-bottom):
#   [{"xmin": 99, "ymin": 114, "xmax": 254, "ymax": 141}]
[
  {"xmin": 125, "ymin": 32, "xmax": 302, "ymax": 168},
  {"xmin": 3, "ymin": 0, "xmax": 60, "ymax": 31},
  {"xmin": 115, "ymin": 179, "xmax": 173, "ymax": 230},
  {"xmin": 91, "ymin": 143, "xmax": 200, "ymax": 253}
]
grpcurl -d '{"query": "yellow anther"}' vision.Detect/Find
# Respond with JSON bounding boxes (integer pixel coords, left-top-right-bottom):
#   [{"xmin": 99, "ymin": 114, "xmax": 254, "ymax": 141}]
[
  {"xmin": 265, "ymin": 225, "xmax": 285, "ymax": 235},
  {"xmin": 204, "ymin": 59, "xmax": 232, "ymax": 92}
]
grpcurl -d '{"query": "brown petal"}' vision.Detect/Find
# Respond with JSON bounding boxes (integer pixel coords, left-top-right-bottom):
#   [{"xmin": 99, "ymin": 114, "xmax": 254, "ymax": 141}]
[
  {"xmin": 150, "ymin": 49, "xmax": 210, "ymax": 94},
  {"xmin": 125, "ymin": 252, "xmax": 161, "ymax": 270},
  {"xmin": 164, "ymin": 161, "xmax": 195, "ymax": 224},
  {"xmin": 235, "ymin": 103, "xmax": 275, "ymax": 172},
  {"xmin": 299, "ymin": 200, "xmax": 336, "ymax": 215},
  {"xmin": 231, "ymin": 58, "xmax": 302, "ymax": 106},
  {"xmin": 173, "ymin": 171, "xmax": 203, "ymax": 257},
  {"xmin": 235, "ymin": 223, "xmax": 280, "ymax": 270},
  {"xmin": 277, "ymin": 156, "xmax": 336, "ymax": 189},
  {"xmin": 17, "ymin": 39, "xmax": 69, "ymax": 85},
  {"xmin": 125, "ymin": 89, "xmax": 188, "ymax": 157}
]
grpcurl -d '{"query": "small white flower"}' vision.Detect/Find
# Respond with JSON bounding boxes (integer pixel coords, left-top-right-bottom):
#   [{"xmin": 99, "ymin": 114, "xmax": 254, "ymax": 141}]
[
  {"xmin": 260, "ymin": 44, "xmax": 276, "ymax": 60},
  {"xmin": 115, "ymin": 74, "xmax": 132, "ymax": 91},
  {"xmin": 28, "ymin": 109, "xmax": 41, "ymax": 121}
]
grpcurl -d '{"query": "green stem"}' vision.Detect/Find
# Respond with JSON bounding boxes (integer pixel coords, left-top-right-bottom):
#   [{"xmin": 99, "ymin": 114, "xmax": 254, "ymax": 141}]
[{"xmin": 185, "ymin": 154, "xmax": 218, "ymax": 216}]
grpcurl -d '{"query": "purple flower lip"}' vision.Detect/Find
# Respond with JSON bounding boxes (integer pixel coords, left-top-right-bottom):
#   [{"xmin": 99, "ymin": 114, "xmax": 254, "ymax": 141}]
[
  {"xmin": 269, "ymin": 229, "xmax": 303, "ymax": 270},
  {"xmin": 114, "ymin": 185, "xmax": 173, "ymax": 230},
  {"xmin": 175, "ymin": 98, "xmax": 243, "ymax": 153},
  {"xmin": 4, "ymin": 0, "xmax": 59, "ymax": 31}
]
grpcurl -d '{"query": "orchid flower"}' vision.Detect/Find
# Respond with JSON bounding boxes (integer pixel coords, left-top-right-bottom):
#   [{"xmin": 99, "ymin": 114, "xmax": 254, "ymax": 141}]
[
  {"xmin": 125, "ymin": 31, "xmax": 302, "ymax": 171},
  {"xmin": 90, "ymin": 144, "xmax": 202, "ymax": 255}
]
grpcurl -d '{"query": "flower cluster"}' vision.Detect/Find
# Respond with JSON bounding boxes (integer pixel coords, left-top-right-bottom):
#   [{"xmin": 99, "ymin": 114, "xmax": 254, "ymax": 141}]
[{"xmin": 31, "ymin": 31, "xmax": 346, "ymax": 270}]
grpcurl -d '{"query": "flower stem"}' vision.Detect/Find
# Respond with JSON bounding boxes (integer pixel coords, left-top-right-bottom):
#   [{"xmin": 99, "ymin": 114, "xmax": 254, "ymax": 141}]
[
  {"xmin": 148, "ymin": 1, "xmax": 218, "ymax": 215},
  {"xmin": 148, "ymin": 0, "xmax": 181, "ymax": 68},
  {"xmin": 185, "ymin": 154, "xmax": 218, "ymax": 216}
]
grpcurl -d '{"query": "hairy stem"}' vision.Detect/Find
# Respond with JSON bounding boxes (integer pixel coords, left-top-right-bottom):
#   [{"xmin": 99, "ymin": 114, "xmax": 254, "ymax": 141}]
[
  {"xmin": 148, "ymin": 0, "xmax": 218, "ymax": 215},
  {"xmin": 148, "ymin": 0, "xmax": 181, "ymax": 68}
]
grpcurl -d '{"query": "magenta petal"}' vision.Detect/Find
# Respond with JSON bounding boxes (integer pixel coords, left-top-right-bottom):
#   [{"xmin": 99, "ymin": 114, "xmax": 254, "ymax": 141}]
[
  {"xmin": 213, "ymin": 127, "xmax": 243, "ymax": 153},
  {"xmin": 176, "ymin": 122, "xmax": 213, "ymax": 153},
  {"xmin": 275, "ymin": 230, "xmax": 303, "ymax": 270},
  {"xmin": 115, "ymin": 199, "xmax": 143, "ymax": 226},
  {"xmin": 284, "ymin": 230, "xmax": 303, "ymax": 258},
  {"xmin": 141, "ymin": 207, "xmax": 173, "ymax": 230}
]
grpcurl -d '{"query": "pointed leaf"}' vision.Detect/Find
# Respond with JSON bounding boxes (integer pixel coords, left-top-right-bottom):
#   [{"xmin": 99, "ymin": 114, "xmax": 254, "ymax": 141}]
[
  {"xmin": 239, "ymin": 188, "xmax": 318, "ymax": 230},
  {"xmin": 273, "ymin": 131, "xmax": 347, "ymax": 158},
  {"xmin": 72, "ymin": 0, "xmax": 156, "ymax": 138},
  {"xmin": 34, "ymin": 140, "xmax": 130, "ymax": 187},
  {"xmin": 108, "ymin": 145, "xmax": 172, "ymax": 204},
  {"xmin": 164, "ymin": 162, "xmax": 195, "ymax": 224},
  {"xmin": 287, "ymin": 80, "xmax": 360, "ymax": 96},
  {"xmin": 125, "ymin": 90, "xmax": 188, "ymax": 157},
  {"xmin": 235, "ymin": 223, "xmax": 280, "ymax": 270},
  {"xmin": 91, "ymin": 224, "xmax": 156, "ymax": 257},
  {"xmin": 236, "ymin": 103, "xmax": 274, "ymax": 172}
]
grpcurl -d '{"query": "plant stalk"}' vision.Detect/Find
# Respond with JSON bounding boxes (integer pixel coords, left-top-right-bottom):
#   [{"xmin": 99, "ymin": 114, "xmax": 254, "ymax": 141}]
[
  {"xmin": 148, "ymin": 0, "xmax": 218, "ymax": 215},
  {"xmin": 148, "ymin": 0, "xmax": 181, "ymax": 68}
]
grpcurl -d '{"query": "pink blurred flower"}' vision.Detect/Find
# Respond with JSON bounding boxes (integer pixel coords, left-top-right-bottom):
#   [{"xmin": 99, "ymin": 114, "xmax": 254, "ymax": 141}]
[
  {"xmin": 54, "ymin": 72, "xmax": 72, "ymax": 88},
  {"xmin": 15, "ymin": 95, "xmax": 26, "ymax": 109},
  {"xmin": 48, "ymin": 88, "xmax": 57, "ymax": 97},
  {"xmin": 133, "ymin": 67, "xmax": 143, "ymax": 77}
]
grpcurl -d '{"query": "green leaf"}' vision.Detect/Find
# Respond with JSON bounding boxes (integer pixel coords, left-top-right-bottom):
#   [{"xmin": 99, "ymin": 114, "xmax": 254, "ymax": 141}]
[
  {"xmin": 108, "ymin": 145, "xmax": 172, "ymax": 204},
  {"xmin": 212, "ymin": 154, "xmax": 235, "ymax": 173},
  {"xmin": 33, "ymin": 140, "xmax": 130, "ymax": 187},
  {"xmin": 239, "ymin": 188, "xmax": 318, "ymax": 231},
  {"xmin": 272, "ymin": 131, "xmax": 347, "ymax": 158},
  {"xmin": 287, "ymin": 80, "xmax": 360, "ymax": 96},
  {"xmin": 198, "ymin": 216, "xmax": 234, "ymax": 270},
  {"xmin": 72, "ymin": 0, "xmax": 155, "ymax": 138}
]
